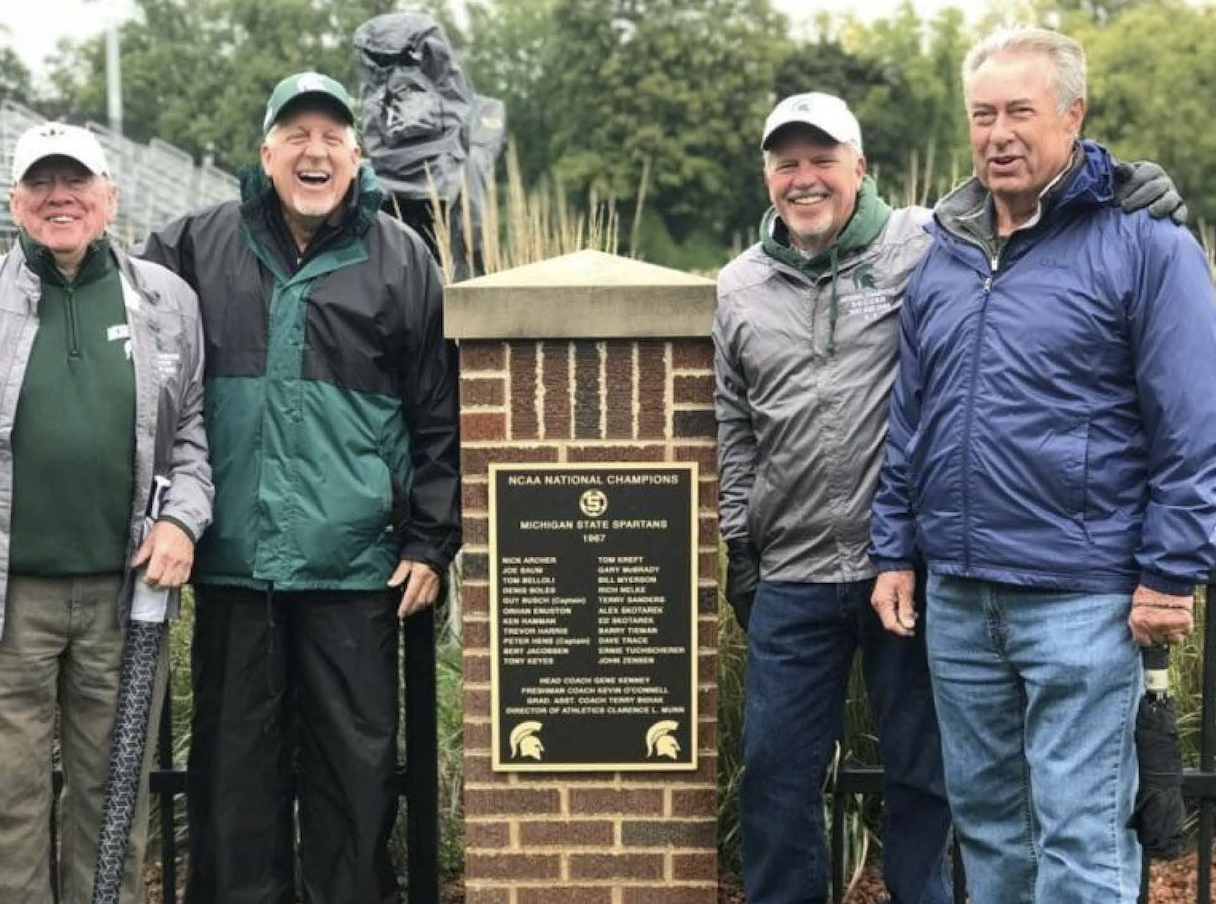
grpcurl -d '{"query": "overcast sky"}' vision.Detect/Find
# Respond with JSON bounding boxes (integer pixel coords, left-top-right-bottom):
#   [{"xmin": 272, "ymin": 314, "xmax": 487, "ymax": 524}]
[{"xmin": 3, "ymin": 0, "xmax": 973, "ymax": 79}]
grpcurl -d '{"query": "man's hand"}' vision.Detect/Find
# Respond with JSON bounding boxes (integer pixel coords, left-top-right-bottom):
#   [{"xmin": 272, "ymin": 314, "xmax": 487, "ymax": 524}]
[
  {"xmin": 390, "ymin": 559, "xmax": 442, "ymax": 618},
  {"xmin": 725, "ymin": 539, "xmax": 760, "ymax": 632},
  {"xmin": 1112, "ymin": 161, "xmax": 1188, "ymax": 225},
  {"xmin": 871, "ymin": 570, "xmax": 917, "ymax": 637},
  {"xmin": 1128, "ymin": 584, "xmax": 1195, "ymax": 646},
  {"xmin": 130, "ymin": 521, "xmax": 195, "ymax": 589}
]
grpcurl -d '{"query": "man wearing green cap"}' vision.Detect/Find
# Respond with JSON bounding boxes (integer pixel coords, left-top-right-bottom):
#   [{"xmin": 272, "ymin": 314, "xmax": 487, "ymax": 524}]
[
  {"xmin": 142, "ymin": 72, "xmax": 461, "ymax": 904},
  {"xmin": 713, "ymin": 91, "xmax": 1185, "ymax": 904}
]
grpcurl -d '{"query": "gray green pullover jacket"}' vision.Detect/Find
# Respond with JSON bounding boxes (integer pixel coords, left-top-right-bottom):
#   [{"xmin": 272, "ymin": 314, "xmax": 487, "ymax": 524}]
[
  {"xmin": 713, "ymin": 178, "xmax": 931, "ymax": 582},
  {"xmin": 0, "ymin": 238, "xmax": 213, "ymax": 637},
  {"xmin": 142, "ymin": 162, "xmax": 461, "ymax": 589}
]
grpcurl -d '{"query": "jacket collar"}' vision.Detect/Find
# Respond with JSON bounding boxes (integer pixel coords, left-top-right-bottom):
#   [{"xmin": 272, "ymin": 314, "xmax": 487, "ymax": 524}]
[
  {"xmin": 2, "ymin": 238, "xmax": 158, "ymax": 316},
  {"xmin": 18, "ymin": 232, "xmax": 113, "ymax": 287},
  {"xmin": 934, "ymin": 140, "xmax": 1115, "ymax": 247}
]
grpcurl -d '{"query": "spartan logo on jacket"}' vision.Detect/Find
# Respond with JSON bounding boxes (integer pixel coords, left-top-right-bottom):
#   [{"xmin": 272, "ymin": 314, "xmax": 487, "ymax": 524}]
[{"xmin": 840, "ymin": 262, "xmax": 897, "ymax": 322}]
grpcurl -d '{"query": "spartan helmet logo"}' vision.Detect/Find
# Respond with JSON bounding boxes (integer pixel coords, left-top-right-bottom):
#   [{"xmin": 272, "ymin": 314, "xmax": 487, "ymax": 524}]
[
  {"xmin": 645, "ymin": 720, "xmax": 681, "ymax": 760},
  {"xmin": 509, "ymin": 721, "xmax": 545, "ymax": 761}
]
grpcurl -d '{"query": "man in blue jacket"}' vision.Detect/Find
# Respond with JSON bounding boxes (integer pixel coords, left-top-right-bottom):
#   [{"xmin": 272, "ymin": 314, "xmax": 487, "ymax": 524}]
[{"xmin": 870, "ymin": 27, "xmax": 1216, "ymax": 904}]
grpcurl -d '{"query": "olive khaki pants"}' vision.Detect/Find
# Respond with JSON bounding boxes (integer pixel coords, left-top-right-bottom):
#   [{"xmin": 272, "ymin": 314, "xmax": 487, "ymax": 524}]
[{"xmin": 0, "ymin": 573, "xmax": 166, "ymax": 904}]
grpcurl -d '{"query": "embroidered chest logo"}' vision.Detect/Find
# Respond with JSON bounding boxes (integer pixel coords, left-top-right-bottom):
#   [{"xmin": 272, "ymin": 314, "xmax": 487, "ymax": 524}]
[{"xmin": 852, "ymin": 263, "xmax": 876, "ymax": 290}]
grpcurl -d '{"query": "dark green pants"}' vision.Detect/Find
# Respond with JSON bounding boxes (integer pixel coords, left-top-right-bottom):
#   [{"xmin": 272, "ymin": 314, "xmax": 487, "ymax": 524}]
[{"xmin": 185, "ymin": 586, "xmax": 400, "ymax": 904}]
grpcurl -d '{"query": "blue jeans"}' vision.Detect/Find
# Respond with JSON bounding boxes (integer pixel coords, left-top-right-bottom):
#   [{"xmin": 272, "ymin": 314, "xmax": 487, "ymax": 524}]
[
  {"xmin": 741, "ymin": 579, "xmax": 952, "ymax": 904},
  {"xmin": 925, "ymin": 576, "xmax": 1142, "ymax": 904}
]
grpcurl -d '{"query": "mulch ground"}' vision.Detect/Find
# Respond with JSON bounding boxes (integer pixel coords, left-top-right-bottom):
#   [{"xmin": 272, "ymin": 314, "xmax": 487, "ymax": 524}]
[{"xmin": 145, "ymin": 852, "xmax": 1215, "ymax": 904}]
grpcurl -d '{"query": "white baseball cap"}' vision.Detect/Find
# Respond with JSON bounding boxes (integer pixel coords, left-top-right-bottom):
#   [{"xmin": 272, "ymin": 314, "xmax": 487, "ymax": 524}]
[
  {"xmin": 11, "ymin": 122, "xmax": 110, "ymax": 183},
  {"xmin": 760, "ymin": 92, "xmax": 863, "ymax": 152}
]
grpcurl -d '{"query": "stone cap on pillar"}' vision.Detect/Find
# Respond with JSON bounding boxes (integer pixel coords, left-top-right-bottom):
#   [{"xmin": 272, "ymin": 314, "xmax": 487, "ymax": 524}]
[{"xmin": 444, "ymin": 249, "xmax": 716, "ymax": 340}]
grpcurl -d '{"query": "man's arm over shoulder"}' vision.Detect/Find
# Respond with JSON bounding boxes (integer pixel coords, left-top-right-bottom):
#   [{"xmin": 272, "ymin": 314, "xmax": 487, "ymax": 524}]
[
  {"xmin": 869, "ymin": 260, "xmax": 928, "ymax": 571},
  {"xmin": 1127, "ymin": 217, "xmax": 1216, "ymax": 591},
  {"xmin": 129, "ymin": 257, "xmax": 214, "ymax": 542},
  {"xmin": 394, "ymin": 225, "xmax": 462, "ymax": 572}
]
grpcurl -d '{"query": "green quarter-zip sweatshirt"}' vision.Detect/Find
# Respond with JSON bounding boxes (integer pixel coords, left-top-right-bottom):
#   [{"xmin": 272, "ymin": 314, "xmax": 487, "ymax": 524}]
[{"xmin": 9, "ymin": 233, "xmax": 136, "ymax": 575}]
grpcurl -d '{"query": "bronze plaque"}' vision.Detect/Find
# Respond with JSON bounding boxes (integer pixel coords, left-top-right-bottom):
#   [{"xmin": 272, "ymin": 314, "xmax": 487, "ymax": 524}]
[{"xmin": 490, "ymin": 463, "xmax": 698, "ymax": 771}]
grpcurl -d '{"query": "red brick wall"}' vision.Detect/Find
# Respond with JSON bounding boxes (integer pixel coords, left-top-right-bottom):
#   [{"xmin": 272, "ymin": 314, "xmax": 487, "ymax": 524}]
[{"xmin": 459, "ymin": 338, "xmax": 719, "ymax": 904}]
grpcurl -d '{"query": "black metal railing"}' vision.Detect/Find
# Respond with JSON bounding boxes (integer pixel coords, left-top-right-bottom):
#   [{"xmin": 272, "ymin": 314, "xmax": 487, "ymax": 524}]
[{"xmin": 830, "ymin": 588, "xmax": 1216, "ymax": 904}]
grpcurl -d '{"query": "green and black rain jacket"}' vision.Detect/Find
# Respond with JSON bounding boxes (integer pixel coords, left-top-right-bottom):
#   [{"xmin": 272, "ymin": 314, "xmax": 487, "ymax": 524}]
[{"xmin": 142, "ymin": 162, "xmax": 460, "ymax": 590}]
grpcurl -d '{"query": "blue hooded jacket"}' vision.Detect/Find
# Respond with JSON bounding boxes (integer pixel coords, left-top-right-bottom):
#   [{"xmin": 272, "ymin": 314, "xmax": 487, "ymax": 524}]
[{"xmin": 870, "ymin": 141, "xmax": 1216, "ymax": 594}]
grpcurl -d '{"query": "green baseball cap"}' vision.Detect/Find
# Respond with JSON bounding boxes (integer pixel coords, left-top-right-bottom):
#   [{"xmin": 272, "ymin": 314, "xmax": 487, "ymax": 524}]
[{"xmin": 263, "ymin": 71, "xmax": 356, "ymax": 133}]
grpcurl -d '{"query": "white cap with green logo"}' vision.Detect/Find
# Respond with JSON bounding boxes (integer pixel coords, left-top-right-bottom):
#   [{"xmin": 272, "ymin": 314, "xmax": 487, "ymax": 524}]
[
  {"xmin": 263, "ymin": 71, "xmax": 357, "ymax": 134},
  {"xmin": 760, "ymin": 92, "xmax": 863, "ymax": 153}
]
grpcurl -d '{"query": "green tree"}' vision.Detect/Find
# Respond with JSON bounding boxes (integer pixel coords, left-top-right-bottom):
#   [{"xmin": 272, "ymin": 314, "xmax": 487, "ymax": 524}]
[
  {"xmin": 774, "ymin": 3, "xmax": 970, "ymax": 207},
  {"xmin": 45, "ymin": 0, "xmax": 457, "ymax": 172},
  {"xmin": 0, "ymin": 49, "xmax": 33, "ymax": 107},
  {"xmin": 546, "ymin": 0, "xmax": 789, "ymax": 245},
  {"xmin": 0, "ymin": 26, "xmax": 34, "ymax": 107},
  {"xmin": 463, "ymin": 0, "xmax": 791, "ymax": 262},
  {"xmin": 461, "ymin": 0, "xmax": 561, "ymax": 188},
  {"xmin": 850, "ymin": 3, "xmax": 970, "ymax": 203},
  {"xmin": 1073, "ymin": 0, "xmax": 1216, "ymax": 226}
]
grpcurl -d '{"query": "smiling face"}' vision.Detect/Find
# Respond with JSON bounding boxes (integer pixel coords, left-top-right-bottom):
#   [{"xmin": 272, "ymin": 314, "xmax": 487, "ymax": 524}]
[
  {"xmin": 966, "ymin": 50, "xmax": 1085, "ymax": 217},
  {"xmin": 260, "ymin": 105, "xmax": 360, "ymax": 232},
  {"xmin": 764, "ymin": 125, "xmax": 865, "ymax": 255},
  {"xmin": 10, "ymin": 156, "xmax": 117, "ymax": 274}
]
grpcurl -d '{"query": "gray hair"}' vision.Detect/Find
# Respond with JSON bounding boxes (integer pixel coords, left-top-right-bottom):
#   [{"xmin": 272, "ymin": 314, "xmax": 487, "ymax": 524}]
[{"xmin": 962, "ymin": 27, "xmax": 1087, "ymax": 114}]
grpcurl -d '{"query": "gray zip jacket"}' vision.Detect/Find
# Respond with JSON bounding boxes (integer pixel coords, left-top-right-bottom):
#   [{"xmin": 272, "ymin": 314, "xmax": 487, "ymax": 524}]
[
  {"xmin": 714, "ymin": 206, "xmax": 930, "ymax": 582},
  {"xmin": 0, "ymin": 240, "xmax": 213, "ymax": 637}
]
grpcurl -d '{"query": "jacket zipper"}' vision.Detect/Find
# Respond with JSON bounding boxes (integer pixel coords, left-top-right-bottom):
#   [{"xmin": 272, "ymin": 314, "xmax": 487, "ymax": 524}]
[
  {"xmin": 960, "ymin": 251, "xmax": 1000, "ymax": 572},
  {"xmin": 65, "ymin": 285, "xmax": 81, "ymax": 358}
]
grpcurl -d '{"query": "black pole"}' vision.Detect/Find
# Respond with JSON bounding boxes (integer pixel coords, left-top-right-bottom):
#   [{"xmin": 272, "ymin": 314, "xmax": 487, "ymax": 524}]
[
  {"xmin": 157, "ymin": 685, "xmax": 176, "ymax": 904},
  {"xmin": 1199, "ymin": 584, "xmax": 1215, "ymax": 904},
  {"xmin": 403, "ymin": 605, "xmax": 439, "ymax": 904}
]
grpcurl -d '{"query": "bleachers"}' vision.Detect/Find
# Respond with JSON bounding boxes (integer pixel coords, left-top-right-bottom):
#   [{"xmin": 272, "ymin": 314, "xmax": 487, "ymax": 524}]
[{"xmin": 0, "ymin": 101, "xmax": 238, "ymax": 251}]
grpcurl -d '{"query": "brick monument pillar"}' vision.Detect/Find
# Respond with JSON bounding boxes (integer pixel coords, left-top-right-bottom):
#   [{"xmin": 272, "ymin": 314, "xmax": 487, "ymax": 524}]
[{"xmin": 446, "ymin": 250, "xmax": 720, "ymax": 904}]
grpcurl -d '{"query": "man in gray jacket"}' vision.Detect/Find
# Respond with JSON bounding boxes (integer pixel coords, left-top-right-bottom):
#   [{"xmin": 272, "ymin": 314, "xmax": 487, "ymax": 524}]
[
  {"xmin": 0, "ymin": 122, "xmax": 212, "ymax": 904},
  {"xmin": 714, "ymin": 93, "xmax": 1182, "ymax": 904},
  {"xmin": 715, "ymin": 92, "xmax": 951, "ymax": 904}
]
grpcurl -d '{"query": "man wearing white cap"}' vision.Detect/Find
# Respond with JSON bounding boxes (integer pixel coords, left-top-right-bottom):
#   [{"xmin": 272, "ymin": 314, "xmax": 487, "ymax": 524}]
[
  {"xmin": 713, "ymin": 92, "xmax": 1183, "ymax": 903},
  {"xmin": 0, "ymin": 122, "xmax": 212, "ymax": 904}
]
